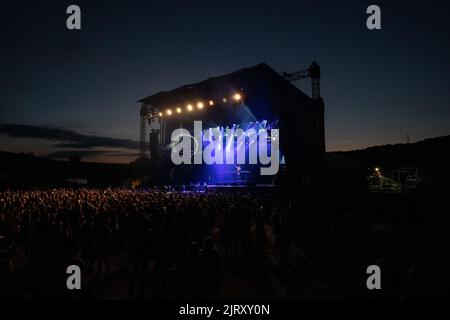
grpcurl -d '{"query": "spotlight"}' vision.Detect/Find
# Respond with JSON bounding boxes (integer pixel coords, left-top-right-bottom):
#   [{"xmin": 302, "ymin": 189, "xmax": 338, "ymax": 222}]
[
  {"xmin": 197, "ymin": 102, "xmax": 204, "ymax": 109},
  {"xmin": 166, "ymin": 109, "xmax": 172, "ymax": 115},
  {"xmin": 176, "ymin": 107, "xmax": 182, "ymax": 113},
  {"xmin": 187, "ymin": 104, "xmax": 193, "ymax": 111},
  {"xmin": 222, "ymin": 98, "xmax": 227, "ymax": 103},
  {"xmin": 233, "ymin": 93, "xmax": 242, "ymax": 101},
  {"xmin": 209, "ymin": 100, "xmax": 214, "ymax": 106},
  {"xmin": 158, "ymin": 112, "xmax": 163, "ymax": 117}
]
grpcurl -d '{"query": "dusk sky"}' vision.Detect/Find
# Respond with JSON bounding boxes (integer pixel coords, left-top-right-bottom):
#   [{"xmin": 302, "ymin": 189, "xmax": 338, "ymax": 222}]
[{"xmin": 1, "ymin": 0, "xmax": 450, "ymax": 163}]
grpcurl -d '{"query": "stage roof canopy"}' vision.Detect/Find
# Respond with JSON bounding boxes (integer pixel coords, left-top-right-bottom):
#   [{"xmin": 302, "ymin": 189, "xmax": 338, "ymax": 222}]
[{"xmin": 138, "ymin": 63, "xmax": 316, "ymax": 122}]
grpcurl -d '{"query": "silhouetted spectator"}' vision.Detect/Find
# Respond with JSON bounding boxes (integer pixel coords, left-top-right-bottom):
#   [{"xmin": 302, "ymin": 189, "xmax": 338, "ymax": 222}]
[{"xmin": 197, "ymin": 236, "xmax": 222, "ymax": 299}]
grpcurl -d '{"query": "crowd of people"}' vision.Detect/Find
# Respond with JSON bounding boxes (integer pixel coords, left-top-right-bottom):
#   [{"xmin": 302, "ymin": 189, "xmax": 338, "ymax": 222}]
[
  {"xmin": 0, "ymin": 188, "xmax": 295, "ymax": 299},
  {"xmin": 2, "ymin": 186, "xmax": 449, "ymax": 300}
]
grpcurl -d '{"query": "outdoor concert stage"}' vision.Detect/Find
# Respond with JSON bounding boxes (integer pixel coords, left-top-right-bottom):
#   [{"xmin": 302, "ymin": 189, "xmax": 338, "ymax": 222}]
[{"xmin": 138, "ymin": 62, "xmax": 325, "ymax": 185}]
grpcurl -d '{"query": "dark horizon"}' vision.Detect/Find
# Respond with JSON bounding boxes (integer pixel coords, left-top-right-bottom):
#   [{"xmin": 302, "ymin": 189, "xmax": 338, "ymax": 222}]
[
  {"xmin": 1, "ymin": 0, "xmax": 450, "ymax": 163},
  {"xmin": 1, "ymin": 122, "xmax": 448, "ymax": 165}
]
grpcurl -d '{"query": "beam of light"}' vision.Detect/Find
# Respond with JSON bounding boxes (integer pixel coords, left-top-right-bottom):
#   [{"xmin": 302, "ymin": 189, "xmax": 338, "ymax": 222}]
[
  {"xmin": 217, "ymin": 133, "xmax": 223, "ymax": 150},
  {"xmin": 226, "ymin": 139, "xmax": 233, "ymax": 151},
  {"xmin": 262, "ymin": 120, "xmax": 267, "ymax": 129}
]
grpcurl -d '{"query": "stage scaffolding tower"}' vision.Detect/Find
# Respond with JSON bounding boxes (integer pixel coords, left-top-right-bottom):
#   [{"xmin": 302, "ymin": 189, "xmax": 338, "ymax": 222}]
[{"xmin": 140, "ymin": 104, "xmax": 165, "ymax": 160}]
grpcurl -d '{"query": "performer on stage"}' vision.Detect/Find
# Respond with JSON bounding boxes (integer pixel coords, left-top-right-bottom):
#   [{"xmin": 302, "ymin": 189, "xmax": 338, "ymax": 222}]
[{"xmin": 235, "ymin": 165, "xmax": 241, "ymax": 176}]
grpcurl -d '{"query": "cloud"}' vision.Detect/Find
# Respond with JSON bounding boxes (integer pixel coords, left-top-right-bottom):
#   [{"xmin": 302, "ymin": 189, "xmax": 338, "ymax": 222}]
[{"xmin": 0, "ymin": 123, "xmax": 139, "ymax": 149}]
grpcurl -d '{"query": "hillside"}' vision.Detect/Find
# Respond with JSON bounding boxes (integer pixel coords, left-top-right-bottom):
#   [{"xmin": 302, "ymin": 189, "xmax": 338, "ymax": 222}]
[
  {"xmin": 0, "ymin": 151, "xmax": 132, "ymax": 188},
  {"xmin": 335, "ymin": 135, "xmax": 450, "ymax": 187}
]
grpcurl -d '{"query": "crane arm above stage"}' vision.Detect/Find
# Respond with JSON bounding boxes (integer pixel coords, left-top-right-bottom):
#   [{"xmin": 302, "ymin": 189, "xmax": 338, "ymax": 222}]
[
  {"xmin": 282, "ymin": 69, "xmax": 309, "ymax": 81},
  {"xmin": 282, "ymin": 61, "xmax": 321, "ymax": 100}
]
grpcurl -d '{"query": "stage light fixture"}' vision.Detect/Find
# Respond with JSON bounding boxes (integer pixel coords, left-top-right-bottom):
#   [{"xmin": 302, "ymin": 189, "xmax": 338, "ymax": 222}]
[
  {"xmin": 222, "ymin": 98, "xmax": 227, "ymax": 103},
  {"xmin": 166, "ymin": 109, "xmax": 172, "ymax": 115},
  {"xmin": 176, "ymin": 107, "xmax": 182, "ymax": 113},
  {"xmin": 233, "ymin": 93, "xmax": 242, "ymax": 101},
  {"xmin": 187, "ymin": 104, "xmax": 193, "ymax": 111},
  {"xmin": 197, "ymin": 102, "xmax": 204, "ymax": 109},
  {"xmin": 158, "ymin": 112, "xmax": 163, "ymax": 117},
  {"xmin": 209, "ymin": 100, "xmax": 214, "ymax": 106}
]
